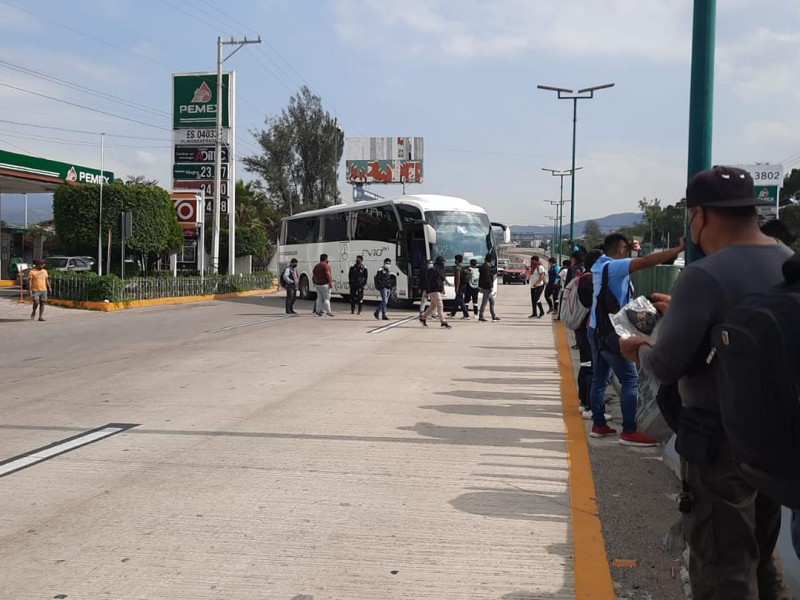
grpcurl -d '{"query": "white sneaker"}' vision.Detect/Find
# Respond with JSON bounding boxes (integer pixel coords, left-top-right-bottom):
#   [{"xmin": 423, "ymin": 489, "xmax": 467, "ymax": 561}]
[{"xmin": 583, "ymin": 410, "xmax": 613, "ymax": 421}]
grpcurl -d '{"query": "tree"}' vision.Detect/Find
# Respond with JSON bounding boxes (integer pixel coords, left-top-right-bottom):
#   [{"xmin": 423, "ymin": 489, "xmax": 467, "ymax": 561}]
[
  {"xmin": 53, "ymin": 183, "xmax": 182, "ymax": 274},
  {"xmin": 243, "ymin": 86, "xmax": 344, "ymax": 214},
  {"xmin": 638, "ymin": 197, "xmax": 663, "ymax": 246},
  {"xmin": 781, "ymin": 168, "xmax": 800, "ymax": 204},
  {"xmin": 582, "ymin": 220, "xmax": 604, "ymax": 249},
  {"xmin": 123, "ymin": 174, "xmax": 159, "ymax": 187}
]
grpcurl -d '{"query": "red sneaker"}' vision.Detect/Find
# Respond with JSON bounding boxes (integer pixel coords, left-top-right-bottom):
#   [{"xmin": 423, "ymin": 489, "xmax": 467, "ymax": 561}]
[
  {"xmin": 619, "ymin": 431, "xmax": 659, "ymax": 447},
  {"xmin": 590, "ymin": 424, "xmax": 617, "ymax": 438}
]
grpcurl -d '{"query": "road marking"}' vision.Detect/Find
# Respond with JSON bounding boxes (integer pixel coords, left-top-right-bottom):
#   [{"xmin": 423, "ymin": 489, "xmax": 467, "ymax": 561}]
[
  {"xmin": 368, "ymin": 315, "xmax": 417, "ymax": 334},
  {"xmin": 0, "ymin": 423, "xmax": 138, "ymax": 478},
  {"xmin": 206, "ymin": 315, "xmax": 293, "ymax": 333},
  {"xmin": 554, "ymin": 322, "xmax": 616, "ymax": 599}
]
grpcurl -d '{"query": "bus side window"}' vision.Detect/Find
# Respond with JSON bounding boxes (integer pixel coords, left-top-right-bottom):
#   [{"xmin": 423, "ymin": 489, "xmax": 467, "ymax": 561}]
[
  {"xmin": 286, "ymin": 217, "xmax": 319, "ymax": 244},
  {"xmin": 353, "ymin": 207, "xmax": 399, "ymax": 241},
  {"xmin": 321, "ymin": 214, "xmax": 348, "ymax": 242}
]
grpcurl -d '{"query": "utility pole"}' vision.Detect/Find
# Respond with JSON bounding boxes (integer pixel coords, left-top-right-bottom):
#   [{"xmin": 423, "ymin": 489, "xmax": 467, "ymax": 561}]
[
  {"xmin": 97, "ymin": 132, "xmax": 105, "ymax": 275},
  {"xmin": 212, "ymin": 34, "xmax": 260, "ymax": 275}
]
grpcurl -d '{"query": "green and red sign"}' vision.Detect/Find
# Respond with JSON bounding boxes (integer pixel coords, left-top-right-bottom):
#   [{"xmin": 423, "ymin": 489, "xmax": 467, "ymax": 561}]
[
  {"xmin": 0, "ymin": 149, "xmax": 114, "ymax": 188},
  {"xmin": 172, "ymin": 73, "xmax": 231, "ymax": 128}
]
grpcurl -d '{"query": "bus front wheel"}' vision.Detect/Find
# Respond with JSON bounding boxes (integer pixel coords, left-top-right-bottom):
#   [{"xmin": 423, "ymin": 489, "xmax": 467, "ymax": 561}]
[{"xmin": 299, "ymin": 275, "xmax": 316, "ymax": 300}]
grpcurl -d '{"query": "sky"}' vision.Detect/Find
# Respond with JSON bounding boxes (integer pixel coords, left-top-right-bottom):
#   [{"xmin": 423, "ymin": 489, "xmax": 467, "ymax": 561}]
[{"xmin": 0, "ymin": 0, "xmax": 798, "ymax": 229}]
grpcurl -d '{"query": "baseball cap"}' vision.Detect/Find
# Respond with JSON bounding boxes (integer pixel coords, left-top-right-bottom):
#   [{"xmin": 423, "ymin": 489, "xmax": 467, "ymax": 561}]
[
  {"xmin": 686, "ymin": 165, "xmax": 772, "ymax": 208},
  {"xmin": 434, "ymin": 255, "xmax": 445, "ymax": 265}
]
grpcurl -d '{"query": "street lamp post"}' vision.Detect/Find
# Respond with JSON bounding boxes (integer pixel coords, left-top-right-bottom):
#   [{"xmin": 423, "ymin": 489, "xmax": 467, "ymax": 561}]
[
  {"xmin": 543, "ymin": 199, "xmax": 565, "ymax": 263},
  {"xmin": 538, "ymin": 83, "xmax": 614, "ymax": 243},
  {"xmin": 547, "ymin": 215, "xmax": 559, "ymax": 259},
  {"xmin": 542, "ymin": 167, "xmax": 582, "ymax": 256}
]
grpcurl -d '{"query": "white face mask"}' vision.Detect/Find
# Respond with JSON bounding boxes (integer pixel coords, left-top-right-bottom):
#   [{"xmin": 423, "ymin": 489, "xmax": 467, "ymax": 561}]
[{"xmin": 384, "ymin": 264, "xmax": 391, "ymax": 270}]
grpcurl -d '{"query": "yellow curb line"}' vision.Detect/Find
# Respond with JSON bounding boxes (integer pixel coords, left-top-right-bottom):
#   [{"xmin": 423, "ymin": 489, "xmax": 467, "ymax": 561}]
[
  {"xmin": 0, "ymin": 280, "xmax": 16, "ymax": 287},
  {"xmin": 17, "ymin": 288, "xmax": 280, "ymax": 311},
  {"xmin": 554, "ymin": 321, "xmax": 616, "ymax": 599}
]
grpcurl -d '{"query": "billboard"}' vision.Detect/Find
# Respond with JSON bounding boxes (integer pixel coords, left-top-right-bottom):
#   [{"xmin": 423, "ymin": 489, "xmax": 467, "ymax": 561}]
[
  {"xmin": 344, "ymin": 137, "xmax": 424, "ymax": 184},
  {"xmin": 172, "ymin": 73, "xmax": 231, "ymax": 128}
]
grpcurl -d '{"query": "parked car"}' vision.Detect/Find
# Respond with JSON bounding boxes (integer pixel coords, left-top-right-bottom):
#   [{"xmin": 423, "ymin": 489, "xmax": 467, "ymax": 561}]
[
  {"xmin": 20, "ymin": 256, "xmax": 93, "ymax": 288},
  {"xmin": 503, "ymin": 261, "xmax": 531, "ymax": 284}
]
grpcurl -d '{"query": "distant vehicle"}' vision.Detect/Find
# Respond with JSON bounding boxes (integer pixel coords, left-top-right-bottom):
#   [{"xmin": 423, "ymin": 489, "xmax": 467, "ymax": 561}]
[
  {"xmin": 277, "ymin": 194, "xmax": 510, "ymax": 307},
  {"xmin": 497, "ymin": 258, "xmax": 509, "ymax": 275},
  {"xmin": 78, "ymin": 256, "xmax": 96, "ymax": 268},
  {"xmin": 503, "ymin": 261, "xmax": 531, "ymax": 285},
  {"xmin": 20, "ymin": 256, "xmax": 93, "ymax": 288}
]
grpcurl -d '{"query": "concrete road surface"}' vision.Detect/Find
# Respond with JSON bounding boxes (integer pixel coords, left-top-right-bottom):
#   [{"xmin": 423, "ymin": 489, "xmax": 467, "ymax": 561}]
[{"xmin": 0, "ymin": 287, "xmax": 582, "ymax": 599}]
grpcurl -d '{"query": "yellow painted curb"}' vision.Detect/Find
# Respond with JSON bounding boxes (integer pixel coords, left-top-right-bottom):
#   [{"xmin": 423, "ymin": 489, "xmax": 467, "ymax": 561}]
[
  {"xmin": 554, "ymin": 321, "xmax": 616, "ymax": 599},
  {"xmin": 0, "ymin": 280, "xmax": 16, "ymax": 287},
  {"xmin": 20, "ymin": 287, "xmax": 280, "ymax": 311}
]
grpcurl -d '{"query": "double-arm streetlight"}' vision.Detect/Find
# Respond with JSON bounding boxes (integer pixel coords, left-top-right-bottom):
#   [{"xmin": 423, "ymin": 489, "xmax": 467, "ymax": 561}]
[
  {"xmin": 537, "ymin": 83, "xmax": 614, "ymax": 243},
  {"xmin": 543, "ymin": 199, "xmax": 565, "ymax": 263},
  {"xmin": 542, "ymin": 167, "xmax": 581, "ymax": 256}
]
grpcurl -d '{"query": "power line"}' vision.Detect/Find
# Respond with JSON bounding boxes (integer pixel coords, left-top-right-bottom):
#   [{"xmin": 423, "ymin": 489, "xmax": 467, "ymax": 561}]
[
  {"xmin": 0, "ymin": 119, "xmax": 171, "ymax": 141},
  {"xmin": 0, "ymin": 136, "xmax": 32, "ymax": 154}
]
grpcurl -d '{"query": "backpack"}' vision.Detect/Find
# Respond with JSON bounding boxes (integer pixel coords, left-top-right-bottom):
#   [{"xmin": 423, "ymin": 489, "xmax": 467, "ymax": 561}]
[
  {"xmin": 710, "ymin": 255, "xmax": 800, "ymax": 509},
  {"xmin": 594, "ymin": 262, "xmax": 632, "ymax": 354},
  {"xmin": 561, "ymin": 272, "xmax": 591, "ymax": 330},
  {"xmin": 279, "ymin": 267, "xmax": 290, "ymax": 288},
  {"xmin": 468, "ymin": 267, "xmax": 480, "ymax": 289}
]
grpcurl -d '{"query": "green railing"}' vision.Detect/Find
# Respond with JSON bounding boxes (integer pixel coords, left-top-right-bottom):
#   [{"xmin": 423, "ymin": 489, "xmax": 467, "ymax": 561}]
[
  {"xmin": 630, "ymin": 265, "xmax": 681, "ymax": 298},
  {"xmin": 49, "ymin": 272, "xmax": 274, "ymax": 303}
]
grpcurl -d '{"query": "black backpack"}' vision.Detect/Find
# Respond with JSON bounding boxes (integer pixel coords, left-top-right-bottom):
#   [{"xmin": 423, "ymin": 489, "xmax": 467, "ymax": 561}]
[
  {"xmin": 595, "ymin": 263, "xmax": 631, "ymax": 354},
  {"xmin": 710, "ymin": 253, "xmax": 800, "ymax": 509}
]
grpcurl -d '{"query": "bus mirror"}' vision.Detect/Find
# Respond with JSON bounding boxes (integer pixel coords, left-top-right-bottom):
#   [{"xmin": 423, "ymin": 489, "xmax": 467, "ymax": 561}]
[
  {"xmin": 492, "ymin": 222, "xmax": 511, "ymax": 244},
  {"xmin": 424, "ymin": 224, "xmax": 437, "ymax": 245}
]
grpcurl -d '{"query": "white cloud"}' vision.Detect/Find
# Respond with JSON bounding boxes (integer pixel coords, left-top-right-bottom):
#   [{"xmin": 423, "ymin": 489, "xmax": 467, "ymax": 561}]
[{"xmin": 333, "ymin": 0, "xmax": 693, "ymax": 63}]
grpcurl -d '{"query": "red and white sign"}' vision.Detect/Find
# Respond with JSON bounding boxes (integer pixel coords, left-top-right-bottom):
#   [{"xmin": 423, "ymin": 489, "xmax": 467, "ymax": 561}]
[{"xmin": 170, "ymin": 192, "xmax": 202, "ymax": 228}]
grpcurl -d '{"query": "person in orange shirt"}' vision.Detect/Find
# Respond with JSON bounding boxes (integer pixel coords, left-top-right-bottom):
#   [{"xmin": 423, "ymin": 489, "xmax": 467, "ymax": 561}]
[{"xmin": 28, "ymin": 259, "xmax": 51, "ymax": 321}]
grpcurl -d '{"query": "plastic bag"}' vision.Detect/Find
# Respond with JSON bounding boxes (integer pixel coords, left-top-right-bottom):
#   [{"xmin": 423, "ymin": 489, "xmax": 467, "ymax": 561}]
[{"xmin": 610, "ymin": 295, "xmax": 661, "ymax": 344}]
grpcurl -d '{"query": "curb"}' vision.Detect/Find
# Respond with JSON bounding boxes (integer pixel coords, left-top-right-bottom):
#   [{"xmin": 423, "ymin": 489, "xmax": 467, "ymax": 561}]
[{"xmin": 17, "ymin": 287, "xmax": 280, "ymax": 311}]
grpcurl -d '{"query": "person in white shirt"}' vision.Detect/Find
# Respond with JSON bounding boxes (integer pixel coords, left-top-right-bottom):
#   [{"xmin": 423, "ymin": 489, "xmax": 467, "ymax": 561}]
[{"xmin": 529, "ymin": 255, "xmax": 547, "ymax": 318}]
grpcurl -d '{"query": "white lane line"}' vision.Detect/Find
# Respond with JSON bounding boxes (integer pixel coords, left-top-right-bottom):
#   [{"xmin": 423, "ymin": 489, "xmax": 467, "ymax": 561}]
[
  {"xmin": 368, "ymin": 315, "xmax": 418, "ymax": 334},
  {"xmin": 206, "ymin": 315, "xmax": 293, "ymax": 333},
  {"xmin": 0, "ymin": 423, "xmax": 137, "ymax": 478}
]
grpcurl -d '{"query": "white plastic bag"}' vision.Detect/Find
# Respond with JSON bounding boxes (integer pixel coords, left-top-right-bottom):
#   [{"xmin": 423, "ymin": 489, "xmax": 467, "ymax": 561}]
[{"xmin": 610, "ymin": 295, "xmax": 661, "ymax": 345}]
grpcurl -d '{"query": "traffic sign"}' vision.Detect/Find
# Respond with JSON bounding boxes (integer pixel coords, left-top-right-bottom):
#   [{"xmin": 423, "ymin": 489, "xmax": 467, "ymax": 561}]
[
  {"xmin": 174, "ymin": 145, "xmax": 229, "ymax": 164},
  {"xmin": 173, "ymin": 164, "xmax": 229, "ymax": 181}
]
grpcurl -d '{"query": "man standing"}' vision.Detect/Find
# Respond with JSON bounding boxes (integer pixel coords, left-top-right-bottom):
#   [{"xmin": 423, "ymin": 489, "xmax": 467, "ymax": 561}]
[
  {"xmin": 544, "ymin": 257, "xmax": 559, "ymax": 313},
  {"xmin": 529, "ymin": 255, "xmax": 547, "ymax": 318},
  {"xmin": 588, "ymin": 232, "xmax": 683, "ymax": 446},
  {"xmin": 620, "ymin": 166, "xmax": 792, "ymax": 598},
  {"xmin": 348, "ymin": 255, "xmax": 368, "ymax": 315},
  {"xmin": 448, "ymin": 254, "xmax": 470, "ymax": 319},
  {"xmin": 477, "ymin": 256, "xmax": 500, "ymax": 322},
  {"xmin": 312, "ymin": 253, "xmax": 334, "ymax": 317},
  {"xmin": 420, "ymin": 255, "xmax": 451, "ymax": 328},
  {"xmin": 373, "ymin": 258, "xmax": 392, "ymax": 321},
  {"xmin": 28, "ymin": 259, "xmax": 51, "ymax": 321},
  {"xmin": 282, "ymin": 258, "xmax": 299, "ymax": 314}
]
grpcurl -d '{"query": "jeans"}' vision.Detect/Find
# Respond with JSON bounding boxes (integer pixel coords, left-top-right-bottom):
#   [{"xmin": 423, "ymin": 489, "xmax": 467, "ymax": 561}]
[
  {"xmin": 285, "ymin": 285, "xmax": 297, "ymax": 313},
  {"xmin": 479, "ymin": 289, "xmax": 496, "ymax": 319},
  {"xmin": 588, "ymin": 327, "xmax": 638, "ymax": 432},
  {"xmin": 315, "ymin": 284, "xmax": 332, "ymax": 314},
  {"xmin": 422, "ymin": 291, "xmax": 446, "ymax": 322},
  {"xmin": 375, "ymin": 287, "xmax": 390, "ymax": 315},
  {"xmin": 451, "ymin": 285, "xmax": 469, "ymax": 316}
]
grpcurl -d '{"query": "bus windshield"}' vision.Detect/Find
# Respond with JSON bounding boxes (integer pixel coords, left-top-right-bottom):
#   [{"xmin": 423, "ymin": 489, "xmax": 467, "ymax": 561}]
[{"xmin": 426, "ymin": 211, "xmax": 492, "ymax": 265}]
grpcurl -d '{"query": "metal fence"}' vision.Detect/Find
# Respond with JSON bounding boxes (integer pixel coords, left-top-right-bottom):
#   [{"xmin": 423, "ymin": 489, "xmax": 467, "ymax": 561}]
[{"xmin": 49, "ymin": 273, "xmax": 275, "ymax": 303}]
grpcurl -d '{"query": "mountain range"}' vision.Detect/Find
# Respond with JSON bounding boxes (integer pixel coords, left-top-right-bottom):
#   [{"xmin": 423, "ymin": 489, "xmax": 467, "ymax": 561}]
[{"xmin": 511, "ymin": 212, "xmax": 642, "ymax": 236}]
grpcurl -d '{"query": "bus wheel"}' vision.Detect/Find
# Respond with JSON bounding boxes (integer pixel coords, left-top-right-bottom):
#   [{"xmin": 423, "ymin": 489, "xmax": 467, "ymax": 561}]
[{"xmin": 299, "ymin": 275, "xmax": 315, "ymax": 300}]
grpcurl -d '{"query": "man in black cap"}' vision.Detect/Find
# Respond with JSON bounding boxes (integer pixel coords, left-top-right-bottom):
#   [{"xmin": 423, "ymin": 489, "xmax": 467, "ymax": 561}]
[
  {"xmin": 620, "ymin": 166, "xmax": 792, "ymax": 599},
  {"xmin": 419, "ymin": 255, "xmax": 451, "ymax": 329}
]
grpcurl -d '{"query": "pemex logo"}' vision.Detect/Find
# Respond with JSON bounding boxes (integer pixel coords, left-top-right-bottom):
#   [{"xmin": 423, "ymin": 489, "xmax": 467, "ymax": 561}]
[
  {"xmin": 191, "ymin": 81, "xmax": 212, "ymax": 103},
  {"xmin": 65, "ymin": 166, "xmax": 78, "ymax": 182}
]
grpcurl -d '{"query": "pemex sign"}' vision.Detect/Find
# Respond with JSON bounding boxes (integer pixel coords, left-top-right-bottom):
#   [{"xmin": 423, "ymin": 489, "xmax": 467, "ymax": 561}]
[
  {"xmin": 173, "ymin": 73, "xmax": 231, "ymax": 128},
  {"xmin": 0, "ymin": 149, "xmax": 114, "ymax": 187}
]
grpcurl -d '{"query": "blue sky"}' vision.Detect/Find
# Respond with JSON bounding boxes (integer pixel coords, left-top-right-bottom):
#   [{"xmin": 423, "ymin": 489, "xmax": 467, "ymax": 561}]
[{"xmin": 0, "ymin": 0, "xmax": 798, "ymax": 228}]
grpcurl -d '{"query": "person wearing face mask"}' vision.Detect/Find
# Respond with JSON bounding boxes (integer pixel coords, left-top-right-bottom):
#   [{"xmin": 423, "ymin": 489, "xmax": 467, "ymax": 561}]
[
  {"xmin": 619, "ymin": 166, "xmax": 792, "ymax": 599},
  {"xmin": 419, "ymin": 255, "xmax": 451, "ymax": 329},
  {"xmin": 348, "ymin": 255, "xmax": 368, "ymax": 315},
  {"xmin": 373, "ymin": 258, "xmax": 393, "ymax": 321}
]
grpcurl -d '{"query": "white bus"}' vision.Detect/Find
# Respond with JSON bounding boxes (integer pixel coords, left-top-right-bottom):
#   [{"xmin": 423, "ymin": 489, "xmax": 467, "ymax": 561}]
[{"xmin": 276, "ymin": 194, "xmax": 510, "ymax": 307}]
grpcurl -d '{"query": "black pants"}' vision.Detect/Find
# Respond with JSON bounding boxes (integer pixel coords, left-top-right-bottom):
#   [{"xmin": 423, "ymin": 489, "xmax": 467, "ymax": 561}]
[
  {"xmin": 285, "ymin": 286, "xmax": 297, "ymax": 313},
  {"xmin": 350, "ymin": 286, "xmax": 364, "ymax": 311},
  {"xmin": 465, "ymin": 287, "xmax": 479, "ymax": 314},
  {"xmin": 575, "ymin": 325, "xmax": 592, "ymax": 407},
  {"xmin": 544, "ymin": 284, "xmax": 555, "ymax": 311},
  {"xmin": 530, "ymin": 286, "xmax": 545, "ymax": 316}
]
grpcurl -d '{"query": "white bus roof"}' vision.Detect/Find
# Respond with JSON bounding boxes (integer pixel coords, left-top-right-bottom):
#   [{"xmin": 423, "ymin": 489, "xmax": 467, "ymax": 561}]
[{"xmin": 281, "ymin": 194, "xmax": 488, "ymax": 221}]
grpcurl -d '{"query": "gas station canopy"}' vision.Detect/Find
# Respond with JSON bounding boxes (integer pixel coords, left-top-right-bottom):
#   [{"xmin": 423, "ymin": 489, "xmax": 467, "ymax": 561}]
[{"xmin": 0, "ymin": 149, "xmax": 114, "ymax": 194}]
